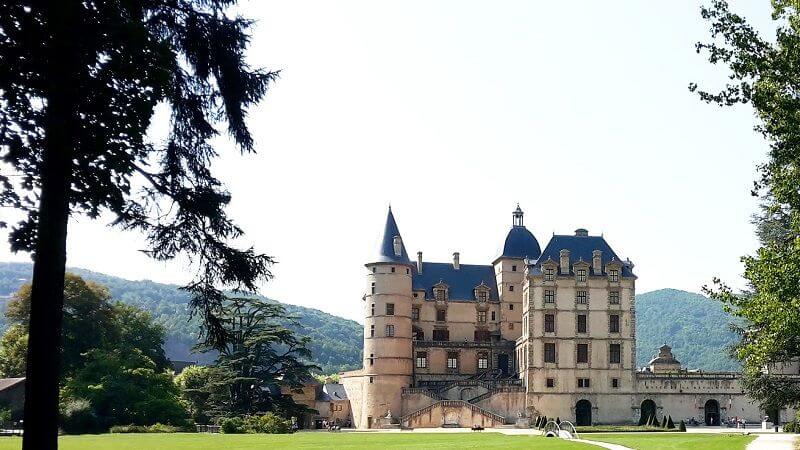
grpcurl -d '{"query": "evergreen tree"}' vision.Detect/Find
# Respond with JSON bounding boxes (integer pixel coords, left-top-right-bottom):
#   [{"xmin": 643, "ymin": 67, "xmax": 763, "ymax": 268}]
[
  {"xmin": 200, "ymin": 297, "xmax": 319, "ymax": 417},
  {"xmin": 693, "ymin": 0, "xmax": 800, "ymax": 412},
  {"xmin": 0, "ymin": 1, "xmax": 274, "ymax": 447}
]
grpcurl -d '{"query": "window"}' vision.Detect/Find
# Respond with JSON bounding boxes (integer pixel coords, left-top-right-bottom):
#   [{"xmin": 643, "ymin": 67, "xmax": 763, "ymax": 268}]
[
  {"xmin": 577, "ymin": 268, "xmax": 587, "ymax": 282},
  {"xmin": 370, "ymin": 324, "xmax": 374, "ymax": 337},
  {"xmin": 413, "ymin": 292, "xmax": 419, "ymax": 298},
  {"xmin": 544, "ymin": 343, "xmax": 556, "ymax": 363},
  {"xmin": 386, "ymin": 303, "xmax": 395, "ymax": 315},
  {"xmin": 415, "ymin": 352, "xmax": 427, "ymax": 368},
  {"xmin": 436, "ymin": 309, "xmax": 446, "ymax": 322},
  {"xmin": 391, "ymin": 266, "xmax": 395, "ymax": 273},
  {"xmin": 385, "ymin": 324, "xmax": 395, "ymax": 337},
  {"xmin": 512, "ymin": 265, "xmax": 517, "ymax": 272},
  {"xmin": 612, "ymin": 378, "xmax": 620, "ymax": 388},
  {"xmin": 413, "ymin": 328, "xmax": 423, "ymax": 340},
  {"xmin": 577, "ymin": 343, "xmax": 588, "ymax": 363},
  {"xmin": 491, "ymin": 311, "xmax": 496, "ymax": 321},
  {"xmin": 546, "ymin": 378, "xmax": 555, "ymax": 388},
  {"xmin": 544, "ymin": 314, "xmax": 555, "ymax": 333},
  {"xmin": 609, "ymin": 269, "xmax": 619, "ymax": 282},
  {"xmin": 477, "ymin": 311, "xmax": 487, "ymax": 323},
  {"xmin": 474, "ymin": 330, "xmax": 490, "ymax": 342},
  {"xmin": 412, "ymin": 307, "xmax": 420, "ymax": 321},
  {"xmin": 509, "ymin": 322, "xmax": 514, "ymax": 330},
  {"xmin": 369, "ymin": 353, "xmax": 374, "ymax": 366},
  {"xmin": 432, "ymin": 329, "xmax": 449, "ymax": 341},
  {"xmin": 544, "ymin": 290, "xmax": 555, "ymax": 303},
  {"xmin": 509, "ymin": 285, "xmax": 515, "ymax": 292},
  {"xmin": 371, "ymin": 303, "xmax": 375, "ymax": 316},
  {"xmin": 609, "ymin": 291, "xmax": 620, "ymax": 305},
  {"xmin": 576, "ymin": 290, "xmax": 588, "ymax": 304},
  {"xmin": 509, "ymin": 303, "xmax": 514, "ymax": 310},
  {"xmin": 435, "ymin": 288, "xmax": 447, "ymax": 301},
  {"xmin": 610, "ymin": 343, "xmax": 621, "ymax": 364},
  {"xmin": 369, "ymin": 377, "xmax": 374, "ymax": 384},
  {"xmin": 372, "ymin": 267, "xmax": 376, "ymax": 273},
  {"xmin": 544, "ymin": 267, "xmax": 555, "ymax": 281},
  {"xmin": 577, "ymin": 314, "xmax": 587, "ymax": 333},
  {"xmin": 477, "ymin": 353, "xmax": 489, "ymax": 369},
  {"xmin": 477, "ymin": 290, "xmax": 488, "ymax": 301},
  {"xmin": 446, "ymin": 352, "xmax": 458, "ymax": 370},
  {"xmin": 577, "ymin": 378, "xmax": 591, "ymax": 388},
  {"xmin": 406, "ymin": 268, "xmax": 410, "ymax": 274},
  {"xmin": 371, "ymin": 282, "xmax": 375, "ymax": 294},
  {"xmin": 609, "ymin": 314, "xmax": 620, "ymax": 333}
]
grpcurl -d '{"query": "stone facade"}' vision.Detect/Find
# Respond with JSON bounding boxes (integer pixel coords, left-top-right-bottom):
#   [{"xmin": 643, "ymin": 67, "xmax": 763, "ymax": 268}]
[{"xmin": 335, "ymin": 206, "xmax": 800, "ymax": 428}]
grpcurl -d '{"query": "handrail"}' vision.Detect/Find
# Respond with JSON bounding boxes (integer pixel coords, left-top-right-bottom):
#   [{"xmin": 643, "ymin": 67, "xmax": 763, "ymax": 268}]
[
  {"xmin": 402, "ymin": 387, "xmax": 444, "ymax": 401},
  {"xmin": 469, "ymin": 385, "xmax": 526, "ymax": 404}
]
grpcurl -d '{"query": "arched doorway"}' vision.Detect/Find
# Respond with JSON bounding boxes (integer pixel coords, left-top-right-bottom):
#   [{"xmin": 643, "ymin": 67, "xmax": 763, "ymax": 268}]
[
  {"xmin": 575, "ymin": 400, "xmax": 592, "ymax": 426},
  {"xmin": 639, "ymin": 399, "xmax": 657, "ymax": 425},
  {"xmin": 704, "ymin": 399, "xmax": 720, "ymax": 426}
]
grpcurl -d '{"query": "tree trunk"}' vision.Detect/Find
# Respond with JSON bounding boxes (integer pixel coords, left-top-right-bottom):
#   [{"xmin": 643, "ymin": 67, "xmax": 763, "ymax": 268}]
[{"xmin": 23, "ymin": 2, "xmax": 78, "ymax": 449}]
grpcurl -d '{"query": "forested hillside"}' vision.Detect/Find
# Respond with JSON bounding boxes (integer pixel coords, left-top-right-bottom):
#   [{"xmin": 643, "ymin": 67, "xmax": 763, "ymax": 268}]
[
  {"xmin": 0, "ymin": 262, "xmax": 362, "ymax": 373},
  {"xmin": 635, "ymin": 288, "xmax": 741, "ymax": 371},
  {"xmin": 0, "ymin": 263, "xmax": 744, "ymax": 372}
]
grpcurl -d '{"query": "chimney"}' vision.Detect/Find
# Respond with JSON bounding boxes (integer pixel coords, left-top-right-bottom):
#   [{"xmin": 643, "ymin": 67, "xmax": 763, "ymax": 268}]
[
  {"xmin": 453, "ymin": 252, "xmax": 460, "ymax": 270},
  {"xmin": 575, "ymin": 228, "xmax": 588, "ymax": 237},
  {"xmin": 392, "ymin": 236, "xmax": 402, "ymax": 257},
  {"xmin": 559, "ymin": 249, "xmax": 570, "ymax": 274},
  {"xmin": 417, "ymin": 251, "xmax": 423, "ymax": 273},
  {"xmin": 592, "ymin": 250, "xmax": 602, "ymax": 274}
]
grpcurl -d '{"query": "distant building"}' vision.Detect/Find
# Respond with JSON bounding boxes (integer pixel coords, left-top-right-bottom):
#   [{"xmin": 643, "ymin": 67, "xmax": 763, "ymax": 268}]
[
  {"xmin": 0, "ymin": 378, "xmax": 25, "ymax": 420},
  {"xmin": 323, "ymin": 207, "xmax": 800, "ymax": 428}
]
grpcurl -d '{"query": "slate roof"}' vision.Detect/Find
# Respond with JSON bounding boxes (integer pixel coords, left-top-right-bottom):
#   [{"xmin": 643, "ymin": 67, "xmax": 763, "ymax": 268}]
[
  {"xmin": 531, "ymin": 233, "xmax": 635, "ymax": 277},
  {"xmin": 373, "ymin": 207, "xmax": 411, "ymax": 264},
  {"xmin": 321, "ymin": 383, "xmax": 348, "ymax": 401},
  {"xmin": 412, "ymin": 262, "xmax": 499, "ymax": 301},
  {"xmin": 499, "ymin": 226, "xmax": 541, "ymax": 260},
  {"xmin": 0, "ymin": 378, "xmax": 23, "ymax": 392}
]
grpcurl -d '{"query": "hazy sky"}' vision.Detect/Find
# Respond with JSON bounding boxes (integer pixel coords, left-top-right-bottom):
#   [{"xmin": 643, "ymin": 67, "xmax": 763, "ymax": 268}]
[{"xmin": 0, "ymin": 1, "xmax": 777, "ymax": 323}]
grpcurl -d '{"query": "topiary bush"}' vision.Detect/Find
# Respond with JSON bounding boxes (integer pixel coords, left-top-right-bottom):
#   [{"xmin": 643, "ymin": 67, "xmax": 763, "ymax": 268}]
[
  {"xmin": 678, "ymin": 420, "xmax": 687, "ymax": 432},
  {"xmin": 667, "ymin": 415, "xmax": 675, "ymax": 429}
]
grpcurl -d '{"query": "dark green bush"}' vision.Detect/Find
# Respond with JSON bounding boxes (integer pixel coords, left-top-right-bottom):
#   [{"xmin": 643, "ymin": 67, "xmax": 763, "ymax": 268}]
[
  {"xmin": 678, "ymin": 420, "xmax": 687, "ymax": 432},
  {"xmin": 220, "ymin": 417, "xmax": 246, "ymax": 434},
  {"xmin": 60, "ymin": 398, "xmax": 102, "ymax": 434},
  {"xmin": 667, "ymin": 415, "xmax": 675, "ymax": 429}
]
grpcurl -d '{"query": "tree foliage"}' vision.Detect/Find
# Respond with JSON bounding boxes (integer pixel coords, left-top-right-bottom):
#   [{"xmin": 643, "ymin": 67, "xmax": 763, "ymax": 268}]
[
  {"xmin": 694, "ymin": 0, "xmax": 800, "ymax": 409},
  {"xmin": 198, "ymin": 297, "xmax": 319, "ymax": 418}
]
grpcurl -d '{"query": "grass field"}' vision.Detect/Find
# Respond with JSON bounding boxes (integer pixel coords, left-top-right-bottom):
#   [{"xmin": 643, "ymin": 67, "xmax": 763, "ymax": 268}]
[
  {"xmin": 0, "ymin": 431, "xmax": 761, "ymax": 449},
  {"xmin": 0, "ymin": 432, "xmax": 594, "ymax": 450},
  {"xmin": 587, "ymin": 432, "xmax": 757, "ymax": 450}
]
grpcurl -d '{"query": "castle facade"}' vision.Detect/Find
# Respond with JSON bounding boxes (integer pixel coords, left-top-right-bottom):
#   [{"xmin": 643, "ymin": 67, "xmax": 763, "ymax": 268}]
[{"xmin": 337, "ymin": 206, "xmax": 799, "ymax": 429}]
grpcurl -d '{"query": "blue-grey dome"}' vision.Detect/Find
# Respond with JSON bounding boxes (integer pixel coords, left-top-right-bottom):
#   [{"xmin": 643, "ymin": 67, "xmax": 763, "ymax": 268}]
[{"xmin": 500, "ymin": 226, "xmax": 541, "ymax": 260}]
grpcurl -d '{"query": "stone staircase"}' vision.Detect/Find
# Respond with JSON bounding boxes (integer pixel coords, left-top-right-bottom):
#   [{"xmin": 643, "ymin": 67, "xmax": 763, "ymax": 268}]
[
  {"xmin": 400, "ymin": 400, "xmax": 508, "ymax": 427},
  {"xmin": 469, "ymin": 385, "xmax": 526, "ymax": 404}
]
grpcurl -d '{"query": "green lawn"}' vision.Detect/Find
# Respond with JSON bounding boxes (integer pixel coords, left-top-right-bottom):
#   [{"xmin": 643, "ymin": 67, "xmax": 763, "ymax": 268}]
[
  {"xmin": 587, "ymin": 432, "xmax": 757, "ymax": 450},
  {"xmin": 0, "ymin": 432, "xmax": 593, "ymax": 450}
]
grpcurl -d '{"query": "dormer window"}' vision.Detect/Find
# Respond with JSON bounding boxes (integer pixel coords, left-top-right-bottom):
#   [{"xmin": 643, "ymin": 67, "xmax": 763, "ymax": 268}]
[
  {"xmin": 544, "ymin": 266, "xmax": 555, "ymax": 281},
  {"xmin": 433, "ymin": 282, "xmax": 449, "ymax": 301},
  {"xmin": 576, "ymin": 268, "xmax": 587, "ymax": 283},
  {"xmin": 477, "ymin": 290, "xmax": 488, "ymax": 301},
  {"xmin": 609, "ymin": 269, "xmax": 619, "ymax": 282}
]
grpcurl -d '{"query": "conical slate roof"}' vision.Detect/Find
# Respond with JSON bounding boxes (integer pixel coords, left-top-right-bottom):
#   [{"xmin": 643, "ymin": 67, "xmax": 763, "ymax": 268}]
[{"xmin": 373, "ymin": 207, "xmax": 411, "ymax": 264}]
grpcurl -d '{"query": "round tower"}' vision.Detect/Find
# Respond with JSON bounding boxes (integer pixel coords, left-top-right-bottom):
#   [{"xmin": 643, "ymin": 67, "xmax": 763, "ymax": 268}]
[{"xmin": 359, "ymin": 207, "xmax": 414, "ymax": 428}]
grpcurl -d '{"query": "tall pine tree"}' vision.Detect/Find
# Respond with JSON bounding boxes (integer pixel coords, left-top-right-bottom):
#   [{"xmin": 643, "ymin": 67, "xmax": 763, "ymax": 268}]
[{"xmin": 0, "ymin": 1, "xmax": 274, "ymax": 448}]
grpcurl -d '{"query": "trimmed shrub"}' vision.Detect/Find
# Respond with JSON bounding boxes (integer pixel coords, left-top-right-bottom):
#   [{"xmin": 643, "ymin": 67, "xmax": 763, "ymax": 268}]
[
  {"xmin": 661, "ymin": 416, "xmax": 668, "ymax": 428},
  {"xmin": 556, "ymin": 417, "xmax": 561, "ymax": 425},
  {"xmin": 245, "ymin": 413, "xmax": 292, "ymax": 434},
  {"xmin": 678, "ymin": 420, "xmax": 687, "ymax": 432},
  {"xmin": 220, "ymin": 417, "xmax": 247, "ymax": 434},
  {"xmin": 667, "ymin": 415, "xmax": 675, "ymax": 429},
  {"xmin": 110, "ymin": 423, "xmax": 183, "ymax": 433},
  {"xmin": 60, "ymin": 398, "xmax": 102, "ymax": 435}
]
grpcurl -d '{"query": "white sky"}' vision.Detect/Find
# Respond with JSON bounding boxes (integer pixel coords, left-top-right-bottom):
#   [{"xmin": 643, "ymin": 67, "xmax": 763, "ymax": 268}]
[{"xmin": 0, "ymin": 1, "xmax": 776, "ymax": 323}]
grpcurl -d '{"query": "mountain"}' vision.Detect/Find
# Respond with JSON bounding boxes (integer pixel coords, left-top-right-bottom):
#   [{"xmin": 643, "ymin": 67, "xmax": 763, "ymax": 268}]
[
  {"xmin": 0, "ymin": 263, "xmax": 744, "ymax": 373},
  {"xmin": 0, "ymin": 262, "xmax": 363, "ymax": 374},
  {"xmin": 635, "ymin": 288, "xmax": 742, "ymax": 371}
]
